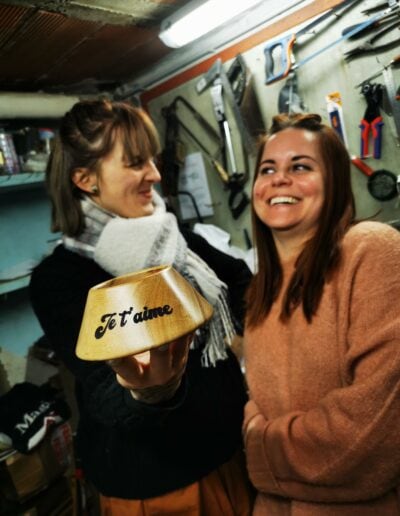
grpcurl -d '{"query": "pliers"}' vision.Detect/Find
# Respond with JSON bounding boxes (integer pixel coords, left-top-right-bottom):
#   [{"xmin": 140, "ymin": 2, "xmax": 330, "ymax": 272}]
[
  {"xmin": 359, "ymin": 83, "xmax": 384, "ymax": 159},
  {"xmin": 344, "ymin": 18, "xmax": 400, "ymax": 60}
]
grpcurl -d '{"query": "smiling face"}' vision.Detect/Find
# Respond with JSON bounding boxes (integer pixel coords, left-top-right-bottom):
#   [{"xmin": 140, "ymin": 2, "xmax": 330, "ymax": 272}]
[
  {"xmin": 253, "ymin": 127, "xmax": 325, "ymax": 248},
  {"xmin": 92, "ymin": 135, "xmax": 161, "ymax": 218}
]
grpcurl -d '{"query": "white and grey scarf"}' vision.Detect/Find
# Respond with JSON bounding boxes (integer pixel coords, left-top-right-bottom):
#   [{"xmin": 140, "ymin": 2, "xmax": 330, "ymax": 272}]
[{"xmin": 63, "ymin": 192, "xmax": 236, "ymax": 366}]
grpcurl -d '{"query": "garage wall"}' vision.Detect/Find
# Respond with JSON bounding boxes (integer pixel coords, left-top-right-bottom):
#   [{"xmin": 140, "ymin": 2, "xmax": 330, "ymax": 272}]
[{"xmin": 146, "ymin": 1, "xmax": 400, "ymax": 248}]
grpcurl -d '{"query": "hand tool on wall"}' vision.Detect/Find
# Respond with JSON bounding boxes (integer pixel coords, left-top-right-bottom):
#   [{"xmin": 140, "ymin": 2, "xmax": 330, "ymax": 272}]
[
  {"xmin": 197, "ymin": 58, "xmax": 252, "ymax": 219},
  {"xmin": 167, "ymin": 95, "xmax": 222, "ymax": 150},
  {"xmin": 226, "ymin": 54, "xmax": 246, "ymax": 105},
  {"xmin": 209, "ymin": 80, "xmax": 250, "ymax": 219},
  {"xmin": 343, "ymin": 19, "xmax": 400, "ymax": 60},
  {"xmin": 227, "ymin": 54, "xmax": 266, "ymax": 143},
  {"xmin": 355, "ymin": 54, "xmax": 400, "ymax": 141},
  {"xmin": 264, "ymin": 0, "xmax": 399, "ymax": 84},
  {"xmin": 326, "ymin": 91, "xmax": 349, "ymax": 147},
  {"xmin": 161, "ymin": 95, "xmax": 224, "ymax": 194},
  {"xmin": 359, "ymin": 82, "xmax": 384, "ymax": 159},
  {"xmin": 342, "ymin": 4, "xmax": 399, "ymax": 39},
  {"xmin": 197, "ymin": 58, "xmax": 253, "ymax": 155},
  {"xmin": 342, "ymin": 16, "xmax": 400, "ymax": 40},
  {"xmin": 381, "ymin": 65, "xmax": 400, "ymax": 141},
  {"xmin": 264, "ymin": 0, "xmax": 361, "ymax": 84},
  {"xmin": 277, "ymin": 70, "xmax": 305, "ymax": 113},
  {"xmin": 161, "ymin": 97, "xmax": 223, "ymax": 222},
  {"xmin": 160, "ymin": 102, "xmax": 185, "ymax": 196},
  {"xmin": 355, "ymin": 54, "xmax": 400, "ymax": 85},
  {"xmin": 210, "ymin": 82, "xmax": 232, "ymax": 172},
  {"xmin": 161, "ymin": 95, "xmax": 248, "ymax": 219},
  {"xmin": 351, "ymin": 156, "xmax": 398, "ymax": 200},
  {"xmin": 362, "ymin": 0, "xmax": 396, "ymax": 15}
]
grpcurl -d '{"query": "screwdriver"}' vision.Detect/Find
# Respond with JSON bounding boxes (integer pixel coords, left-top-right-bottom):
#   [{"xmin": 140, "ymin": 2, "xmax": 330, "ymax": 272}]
[{"xmin": 341, "ymin": 12, "xmax": 399, "ymax": 39}]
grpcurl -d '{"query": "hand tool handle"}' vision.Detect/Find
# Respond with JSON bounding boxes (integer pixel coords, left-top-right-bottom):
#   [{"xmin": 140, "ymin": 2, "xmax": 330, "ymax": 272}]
[
  {"xmin": 390, "ymin": 54, "xmax": 400, "ymax": 65},
  {"xmin": 341, "ymin": 9, "xmax": 399, "ymax": 39},
  {"xmin": 359, "ymin": 120, "xmax": 370, "ymax": 158},
  {"xmin": 211, "ymin": 159, "xmax": 230, "ymax": 184},
  {"xmin": 264, "ymin": 34, "xmax": 296, "ymax": 84},
  {"xmin": 227, "ymin": 54, "xmax": 247, "ymax": 105},
  {"xmin": 228, "ymin": 182, "xmax": 249, "ymax": 219},
  {"xmin": 351, "ymin": 156, "xmax": 373, "ymax": 176},
  {"xmin": 222, "ymin": 120, "xmax": 238, "ymax": 173},
  {"xmin": 371, "ymin": 116, "xmax": 384, "ymax": 159},
  {"xmin": 370, "ymin": 19, "xmax": 400, "ymax": 43},
  {"xmin": 382, "ymin": 66, "xmax": 400, "ymax": 141},
  {"xmin": 296, "ymin": 5, "xmax": 400, "ymax": 71},
  {"xmin": 342, "ymin": 21, "xmax": 376, "ymax": 39},
  {"xmin": 342, "ymin": 23, "xmax": 372, "ymax": 39},
  {"xmin": 174, "ymin": 96, "xmax": 221, "ymax": 141},
  {"xmin": 229, "ymin": 190, "xmax": 249, "ymax": 219},
  {"xmin": 328, "ymin": 109, "xmax": 346, "ymax": 143}
]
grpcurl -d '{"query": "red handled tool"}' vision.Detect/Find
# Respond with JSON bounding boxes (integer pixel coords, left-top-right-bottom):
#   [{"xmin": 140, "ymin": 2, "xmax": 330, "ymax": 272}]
[
  {"xmin": 359, "ymin": 83, "xmax": 384, "ymax": 159},
  {"xmin": 351, "ymin": 156, "xmax": 398, "ymax": 201}
]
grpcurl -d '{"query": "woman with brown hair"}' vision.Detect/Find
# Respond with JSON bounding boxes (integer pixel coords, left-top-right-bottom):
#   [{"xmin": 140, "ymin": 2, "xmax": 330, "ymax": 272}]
[
  {"xmin": 243, "ymin": 113, "xmax": 400, "ymax": 514},
  {"xmin": 29, "ymin": 99, "xmax": 254, "ymax": 515}
]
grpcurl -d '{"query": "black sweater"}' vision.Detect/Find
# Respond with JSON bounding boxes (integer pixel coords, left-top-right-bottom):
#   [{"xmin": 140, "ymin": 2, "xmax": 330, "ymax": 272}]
[{"xmin": 29, "ymin": 231, "xmax": 252, "ymax": 499}]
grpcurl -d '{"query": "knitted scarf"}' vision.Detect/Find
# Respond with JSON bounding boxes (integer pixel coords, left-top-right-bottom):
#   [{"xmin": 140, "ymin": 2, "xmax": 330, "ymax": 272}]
[{"xmin": 63, "ymin": 192, "xmax": 235, "ymax": 366}]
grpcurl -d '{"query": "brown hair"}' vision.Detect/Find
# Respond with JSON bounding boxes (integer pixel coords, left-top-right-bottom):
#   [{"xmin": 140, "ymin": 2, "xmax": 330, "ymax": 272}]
[
  {"xmin": 46, "ymin": 99, "xmax": 160, "ymax": 236},
  {"xmin": 246, "ymin": 113, "xmax": 356, "ymax": 326}
]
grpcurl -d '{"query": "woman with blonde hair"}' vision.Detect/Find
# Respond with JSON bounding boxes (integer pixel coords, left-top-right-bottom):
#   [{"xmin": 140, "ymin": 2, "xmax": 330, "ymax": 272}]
[{"xmin": 30, "ymin": 99, "xmax": 254, "ymax": 515}]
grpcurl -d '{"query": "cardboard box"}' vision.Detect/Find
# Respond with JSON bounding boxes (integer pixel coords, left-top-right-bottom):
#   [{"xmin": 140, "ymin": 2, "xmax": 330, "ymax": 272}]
[
  {"xmin": 0, "ymin": 422, "xmax": 72, "ymax": 502},
  {"xmin": 1, "ymin": 476, "xmax": 73, "ymax": 516}
]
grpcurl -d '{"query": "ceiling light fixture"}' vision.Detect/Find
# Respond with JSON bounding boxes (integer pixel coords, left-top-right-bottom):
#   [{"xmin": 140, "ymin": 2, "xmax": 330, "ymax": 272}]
[{"xmin": 159, "ymin": 0, "xmax": 264, "ymax": 48}]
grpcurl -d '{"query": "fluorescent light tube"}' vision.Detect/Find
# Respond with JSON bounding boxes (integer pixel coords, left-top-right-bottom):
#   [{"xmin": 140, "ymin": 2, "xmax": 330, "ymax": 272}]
[{"xmin": 159, "ymin": 0, "xmax": 263, "ymax": 48}]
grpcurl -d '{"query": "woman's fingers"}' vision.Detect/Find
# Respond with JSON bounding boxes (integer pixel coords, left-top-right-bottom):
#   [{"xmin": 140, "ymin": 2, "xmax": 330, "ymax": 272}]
[
  {"xmin": 108, "ymin": 332, "xmax": 194, "ymax": 390},
  {"xmin": 107, "ymin": 355, "xmax": 144, "ymax": 389},
  {"xmin": 150, "ymin": 333, "xmax": 193, "ymax": 383},
  {"xmin": 148, "ymin": 343, "xmax": 174, "ymax": 385},
  {"xmin": 170, "ymin": 333, "xmax": 193, "ymax": 370}
]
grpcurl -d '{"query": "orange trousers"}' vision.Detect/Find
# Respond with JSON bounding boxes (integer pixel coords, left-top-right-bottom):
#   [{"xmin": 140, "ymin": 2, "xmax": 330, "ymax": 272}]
[{"xmin": 100, "ymin": 451, "xmax": 254, "ymax": 516}]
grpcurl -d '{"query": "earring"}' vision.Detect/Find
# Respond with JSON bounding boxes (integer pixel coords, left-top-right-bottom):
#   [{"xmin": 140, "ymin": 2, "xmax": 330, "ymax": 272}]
[{"xmin": 91, "ymin": 185, "xmax": 99, "ymax": 194}]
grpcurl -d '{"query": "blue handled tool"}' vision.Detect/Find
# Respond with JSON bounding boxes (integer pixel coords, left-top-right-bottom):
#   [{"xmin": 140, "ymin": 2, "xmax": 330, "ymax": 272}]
[
  {"xmin": 264, "ymin": 0, "xmax": 399, "ymax": 84},
  {"xmin": 344, "ymin": 19, "xmax": 400, "ymax": 60}
]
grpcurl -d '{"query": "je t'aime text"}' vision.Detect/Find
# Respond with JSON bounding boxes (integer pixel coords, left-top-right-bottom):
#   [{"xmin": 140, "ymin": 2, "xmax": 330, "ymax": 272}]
[{"xmin": 94, "ymin": 305, "xmax": 173, "ymax": 339}]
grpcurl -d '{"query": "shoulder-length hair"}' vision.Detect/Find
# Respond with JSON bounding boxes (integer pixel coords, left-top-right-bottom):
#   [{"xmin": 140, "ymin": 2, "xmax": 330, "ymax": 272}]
[
  {"xmin": 46, "ymin": 99, "xmax": 160, "ymax": 236},
  {"xmin": 246, "ymin": 113, "xmax": 356, "ymax": 327}
]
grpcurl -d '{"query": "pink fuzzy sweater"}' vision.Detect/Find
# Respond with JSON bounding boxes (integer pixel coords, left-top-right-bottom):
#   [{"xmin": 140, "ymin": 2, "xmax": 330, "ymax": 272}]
[{"xmin": 244, "ymin": 221, "xmax": 400, "ymax": 515}]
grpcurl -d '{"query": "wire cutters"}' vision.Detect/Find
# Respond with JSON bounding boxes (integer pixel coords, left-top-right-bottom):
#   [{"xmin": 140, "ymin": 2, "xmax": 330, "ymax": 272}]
[
  {"xmin": 344, "ymin": 18, "xmax": 400, "ymax": 60},
  {"xmin": 359, "ymin": 83, "xmax": 384, "ymax": 158}
]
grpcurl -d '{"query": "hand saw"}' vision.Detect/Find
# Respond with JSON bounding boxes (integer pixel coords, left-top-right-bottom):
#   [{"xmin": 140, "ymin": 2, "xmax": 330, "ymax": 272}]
[{"xmin": 264, "ymin": 0, "xmax": 398, "ymax": 84}]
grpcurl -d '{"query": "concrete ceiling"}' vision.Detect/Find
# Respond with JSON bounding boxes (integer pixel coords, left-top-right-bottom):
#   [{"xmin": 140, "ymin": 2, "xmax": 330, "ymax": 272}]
[{"xmin": 0, "ymin": 0, "xmax": 191, "ymax": 95}]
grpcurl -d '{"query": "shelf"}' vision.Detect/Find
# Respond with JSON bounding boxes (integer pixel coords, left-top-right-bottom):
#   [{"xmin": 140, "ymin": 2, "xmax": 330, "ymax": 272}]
[
  {"xmin": 0, "ymin": 172, "xmax": 45, "ymax": 192},
  {"xmin": 0, "ymin": 275, "xmax": 30, "ymax": 295}
]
